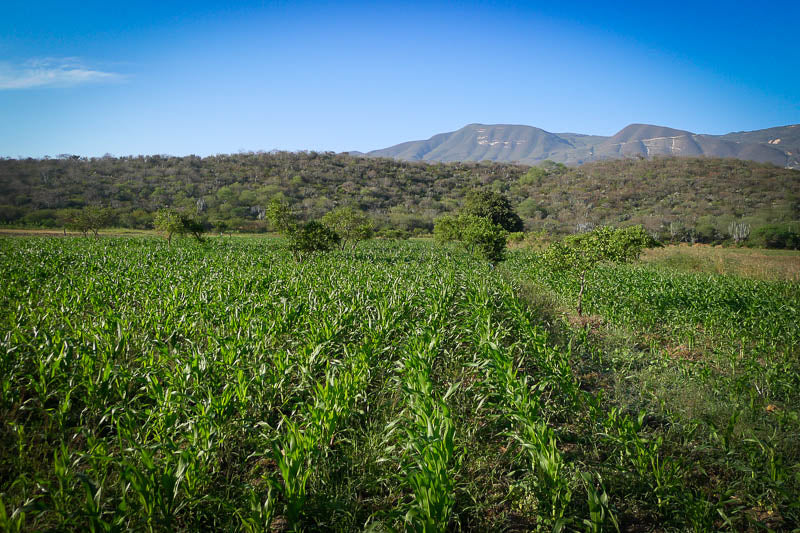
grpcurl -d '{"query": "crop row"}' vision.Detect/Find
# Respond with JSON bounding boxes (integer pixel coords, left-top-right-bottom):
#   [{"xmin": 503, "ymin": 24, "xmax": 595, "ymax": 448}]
[{"xmin": 1, "ymin": 237, "xmax": 797, "ymax": 530}]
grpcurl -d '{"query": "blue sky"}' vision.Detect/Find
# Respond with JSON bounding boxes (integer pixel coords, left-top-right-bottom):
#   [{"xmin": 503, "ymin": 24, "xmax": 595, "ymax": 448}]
[{"xmin": 1, "ymin": 0, "xmax": 798, "ymax": 157}]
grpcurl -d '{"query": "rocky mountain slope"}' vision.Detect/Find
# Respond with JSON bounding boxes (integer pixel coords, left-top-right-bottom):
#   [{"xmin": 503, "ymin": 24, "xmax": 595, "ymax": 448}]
[{"xmin": 366, "ymin": 123, "xmax": 800, "ymax": 168}]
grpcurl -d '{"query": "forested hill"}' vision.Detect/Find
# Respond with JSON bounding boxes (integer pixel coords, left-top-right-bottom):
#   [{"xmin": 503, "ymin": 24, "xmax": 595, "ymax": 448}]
[{"xmin": 1, "ymin": 152, "xmax": 798, "ymax": 240}]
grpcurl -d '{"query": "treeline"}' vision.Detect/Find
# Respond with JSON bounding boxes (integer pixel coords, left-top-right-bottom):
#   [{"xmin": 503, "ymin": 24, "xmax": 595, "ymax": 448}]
[{"xmin": 1, "ymin": 151, "xmax": 798, "ymax": 243}]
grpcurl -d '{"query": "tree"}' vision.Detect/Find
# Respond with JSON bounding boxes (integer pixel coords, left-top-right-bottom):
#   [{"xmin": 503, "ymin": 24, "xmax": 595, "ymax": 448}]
[
  {"xmin": 154, "ymin": 208, "xmax": 183, "ymax": 244},
  {"xmin": 321, "ymin": 206, "xmax": 374, "ymax": 249},
  {"xmin": 751, "ymin": 223, "xmax": 800, "ymax": 249},
  {"xmin": 289, "ymin": 221, "xmax": 340, "ymax": 259},
  {"xmin": 265, "ymin": 198, "xmax": 297, "ymax": 234},
  {"xmin": 433, "ymin": 214, "xmax": 461, "ymax": 243},
  {"xmin": 460, "ymin": 215, "xmax": 508, "ymax": 262},
  {"xmin": 462, "ymin": 190, "xmax": 523, "ymax": 232},
  {"xmin": 66, "ymin": 206, "xmax": 112, "ymax": 238},
  {"xmin": 213, "ymin": 219, "xmax": 229, "ymax": 236},
  {"xmin": 434, "ymin": 213, "xmax": 507, "ymax": 262},
  {"xmin": 265, "ymin": 198, "xmax": 341, "ymax": 259},
  {"xmin": 544, "ymin": 225, "xmax": 655, "ymax": 316},
  {"xmin": 434, "ymin": 189, "xmax": 521, "ymax": 262},
  {"xmin": 154, "ymin": 208, "xmax": 207, "ymax": 243},
  {"xmin": 181, "ymin": 215, "xmax": 206, "ymax": 242}
]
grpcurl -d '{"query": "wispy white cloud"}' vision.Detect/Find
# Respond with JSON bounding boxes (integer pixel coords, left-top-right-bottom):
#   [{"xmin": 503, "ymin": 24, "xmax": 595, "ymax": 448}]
[{"xmin": 0, "ymin": 57, "xmax": 125, "ymax": 89}]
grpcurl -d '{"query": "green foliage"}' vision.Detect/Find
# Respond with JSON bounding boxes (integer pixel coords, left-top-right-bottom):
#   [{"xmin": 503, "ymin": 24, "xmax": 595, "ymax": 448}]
[
  {"xmin": 506, "ymin": 231, "xmax": 525, "ymax": 244},
  {"xmin": 320, "ymin": 206, "xmax": 373, "ymax": 249},
  {"xmin": 180, "ymin": 215, "xmax": 206, "ymax": 242},
  {"xmin": 432, "ymin": 214, "xmax": 461, "ymax": 243},
  {"xmin": 153, "ymin": 208, "xmax": 183, "ymax": 243},
  {"xmin": 376, "ymin": 227, "xmax": 411, "ymax": 240},
  {"xmin": 434, "ymin": 190, "xmax": 520, "ymax": 261},
  {"xmin": 0, "ymin": 155, "xmax": 797, "ymax": 240},
  {"xmin": 265, "ymin": 199, "xmax": 341, "ymax": 258},
  {"xmin": 544, "ymin": 225, "xmax": 656, "ymax": 314},
  {"xmin": 0, "ymin": 237, "xmax": 798, "ymax": 531},
  {"xmin": 153, "ymin": 208, "xmax": 205, "ymax": 243},
  {"xmin": 65, "ymin": 206, "xmax": 112, "ymax": 238},
  {"xmin": 751, "ymin": 223, "xmax": 800, "ymax": 249},
  {"xmin": 460, "ymin": 215, "xmax": 507, "ymax": 262},
  {"xmin": 462, "ymin": 190, "xmax": 523, "ymax": 232},
  {"xmin": 265, "ymin": 197, "xmax": 297, "ymax": 234},
  {"xmin": 288, "ymin": 220, "xmax": 340, "ymax": 258},
  {"xmin": 549, "ymin": 225, "xmax": 655, "ymax": 271},
  {"xmin": 434, "ymin": 213, "xmax": 507, "ymax": 262}
]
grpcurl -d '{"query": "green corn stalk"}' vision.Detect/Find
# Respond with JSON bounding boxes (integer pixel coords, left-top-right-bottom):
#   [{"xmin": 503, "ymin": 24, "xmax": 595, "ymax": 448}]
[
  {"xmin": 0, "ymin": 494, "xmax": 26, "ymax": 533},
  {"xmin": 121, "ymin": 448, "xmax": 188, "ymax": 532}
]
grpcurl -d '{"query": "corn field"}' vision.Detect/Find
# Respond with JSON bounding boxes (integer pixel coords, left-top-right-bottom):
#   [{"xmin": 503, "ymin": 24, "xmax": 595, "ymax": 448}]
[{"xmin": 1, "ymin": 237, "xmax": 798, "ymax": 531}]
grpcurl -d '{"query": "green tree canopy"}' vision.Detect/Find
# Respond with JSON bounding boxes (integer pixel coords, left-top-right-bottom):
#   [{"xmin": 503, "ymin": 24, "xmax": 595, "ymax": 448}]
[
  {"xmin": 462, "ymin": 190, "xmax": 523, "ymax": 233},
  {"xmin": 321, "ymin": 206, "xmax": 373, "ymax": 249},
  {"xmin": 154, "ymin": 208, "xmax": 183, "ymax": 244},
  {"xmin": 66, "ymin": 206, "xmax": 112, "ymax": 238},
  {"xmin": 289, "ymin": 221, "xmax": 340, "ymax": 259},
  {"xmin": 154, "ymin": 208, "xmax": 206, "ymax": 243},
  {"xmin": 265, "ymin": 198, "xmax": 342, "ymax": 259},
  {"xmin": 544, "ymin": 225, "xmax": 656, "ymax": 315},
  {"xmin": 265, "ymin": 197, "xmax": 298, "ymax": 234},
  {"xmin": 434, "ymin": 213, "xmax": 507, "ymax": 262}
]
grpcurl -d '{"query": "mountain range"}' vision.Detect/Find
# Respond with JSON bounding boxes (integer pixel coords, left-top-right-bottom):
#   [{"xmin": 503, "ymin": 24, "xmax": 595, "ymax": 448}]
[{"xmin": 362, "ymin": 123, "xmax": 800, "ymax": 169}]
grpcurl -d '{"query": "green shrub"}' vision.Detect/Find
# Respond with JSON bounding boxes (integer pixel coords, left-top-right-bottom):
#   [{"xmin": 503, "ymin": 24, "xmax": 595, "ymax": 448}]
[
  {"xmin": 289, "ymin": 221, "xmax": 340, "ymax": 259},
  {"xmin": 434, "ymin": 213, "xmax": 507, "ymax": 262},
  {"xmin": 751, "ymin": 223, "xmax": 800, "ymax": 249},
  {"xmin": 544, "ymin": 225, "xmax": 656, "ymax": 315}
]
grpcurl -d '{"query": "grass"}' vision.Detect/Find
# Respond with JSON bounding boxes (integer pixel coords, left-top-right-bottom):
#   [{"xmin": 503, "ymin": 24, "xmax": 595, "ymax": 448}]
[
  {"xmin": 642, "ymin": 243, "xmax": 800, "ymax": 281},
  {"xmin": 503, "ymin": 248, "xmax": 800, "ymax": 531},
  {"xmin": 0, "ymin": 236, "xmax": 798, "ymax": 531}
]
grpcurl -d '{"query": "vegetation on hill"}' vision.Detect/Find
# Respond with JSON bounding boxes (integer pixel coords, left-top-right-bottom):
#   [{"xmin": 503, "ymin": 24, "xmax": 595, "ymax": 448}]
[{"xmin": 1, "ymin": 152, "xmax": 798, "ymax": 243}]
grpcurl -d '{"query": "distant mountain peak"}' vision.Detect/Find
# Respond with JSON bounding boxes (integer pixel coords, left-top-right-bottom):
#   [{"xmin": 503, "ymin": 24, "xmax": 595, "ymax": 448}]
[
  {"xmin": 366, "ymin": 123, "xmax": 799, "ymax": 169},
  {"xmin": 609, "ymin": 124, "xmax": 695, "ymax": 144}
]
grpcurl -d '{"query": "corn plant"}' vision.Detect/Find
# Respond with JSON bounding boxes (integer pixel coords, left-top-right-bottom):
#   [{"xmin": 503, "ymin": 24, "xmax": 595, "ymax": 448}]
[
  {"xmin": 384, "ymin": 332, "xmax": 458, "ymax": 532},
  {"xmin": 1, "ymin": 237, "xmax": 797, "ymax": 530}
]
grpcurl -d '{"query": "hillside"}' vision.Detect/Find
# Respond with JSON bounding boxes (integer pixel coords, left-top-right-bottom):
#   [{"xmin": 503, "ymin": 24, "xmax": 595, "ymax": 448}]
[
  {"xmin": 1, "ymin": 153, "xmax": 798, "ymax": 241},
  {"xmin": 367, "ymin": 123, "xmax": 800, "ymax": 168},
  {"xmin": 366, "ymin": 124, "xmax": 574, "ymax": 163}
]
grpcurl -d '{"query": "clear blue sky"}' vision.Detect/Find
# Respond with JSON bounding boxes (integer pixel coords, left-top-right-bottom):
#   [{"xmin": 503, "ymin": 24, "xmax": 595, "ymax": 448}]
[{"xmin": 2, "ymin": 0, "xmax": 798, "ymax": 157}]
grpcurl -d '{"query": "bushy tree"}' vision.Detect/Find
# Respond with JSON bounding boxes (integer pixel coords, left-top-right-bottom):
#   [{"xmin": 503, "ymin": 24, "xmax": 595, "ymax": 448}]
[
  {"xmin": 751, "ymin": 223, "xmax": 800, "ymax": 249},
  {"xmin": 434, "ymin": 213, "xmax": 507, "ymax": 262},
  {"xmin": 544, "ymin": 225, "xmax": 656, "ymax": 315},
  {"xmin": 434, "ymin": 189, "xmax": 522, "ymax": 262},
  {"xmin": 433, "ymin": 214, "xmax": 461, "ymax": 243},
  {"xmin": 66, "ymin": 206, "xmax": 112, "ymax": 238},
  {"xmin": 181, "ymin": 215, "xmax": 206, "ymax": 242},
  {"xmin": 154, "ymin": 208, "xmax": 182, "ymax": 243},
  {"xmin": 154, "ymin": 208, "xmax": 206, "ymax": 243},
  {"xmin": 289, "ymin": 221, "xmax": 340, "ymax": 259},
  {"xmin": 265, "ymin": 198, "xmax": 297, "ymax": 234},
  {"xmin": 321, "ymin": 206, "xmax": 373, "ymax": 249},
  {"xmin": 461, "ymin": 215, "xmax": 508, "ymax": 262},
  {"xmin": 462, "ymin": 190, "xmax": 523, "ymax": 232},
  {"xmin": 266, "ymin": 198, "xmax": 341, "ymax": 259}
]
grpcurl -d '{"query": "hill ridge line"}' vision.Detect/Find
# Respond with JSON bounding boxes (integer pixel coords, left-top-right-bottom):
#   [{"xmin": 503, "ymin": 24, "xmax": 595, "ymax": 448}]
[{"xmin": 366, "ymin": 123, "xmax": 800, "ymax": 169}]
